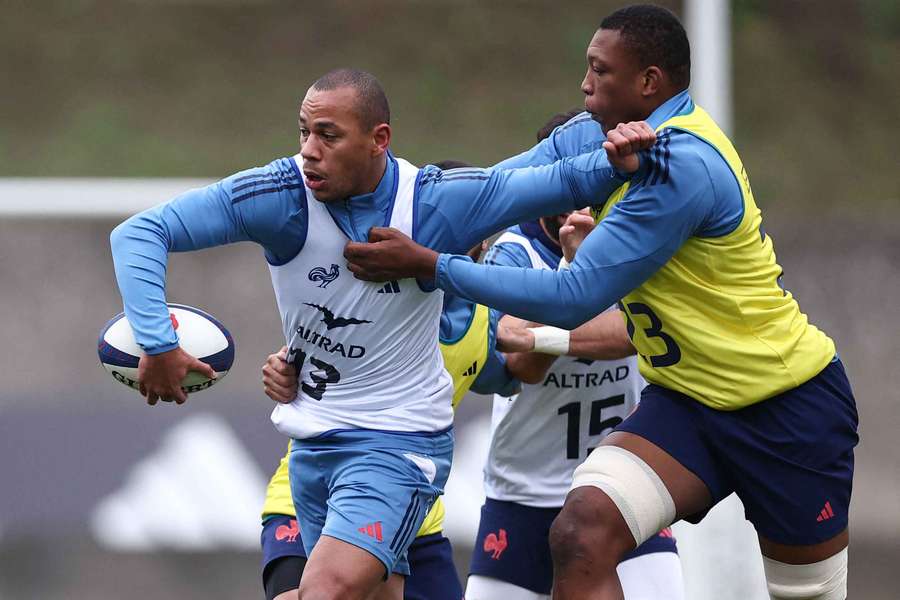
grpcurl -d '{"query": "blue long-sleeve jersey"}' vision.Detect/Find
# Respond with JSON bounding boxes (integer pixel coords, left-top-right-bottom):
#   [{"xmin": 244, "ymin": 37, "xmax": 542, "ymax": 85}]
[
  {"xmin": 434, "ymin": 91, "xmax": 745, "ymax": 329},
  {"xmin": 110, "ymin": 149, "xmax": 628, "ymax": 354}
]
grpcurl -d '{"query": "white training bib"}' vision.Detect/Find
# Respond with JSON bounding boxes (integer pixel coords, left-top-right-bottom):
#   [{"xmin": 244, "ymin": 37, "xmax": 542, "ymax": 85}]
[
  {"xmin": 482, "ymin": 230, "xmax": 645, "ymax": 507},
  {"xmin": 269, "ymin": 155, "xmax": 453, "ymax": 439}
]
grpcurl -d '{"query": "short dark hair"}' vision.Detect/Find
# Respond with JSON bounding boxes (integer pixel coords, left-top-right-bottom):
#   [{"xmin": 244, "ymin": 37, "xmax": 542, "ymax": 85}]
[
  {"xmin": 537, "ymin": 109, "xmax": 584, "ymax": 142},
  {"xmin": 311, "ymin": 68, "xmax": 391, "ymax": 130},
  {"xmin": 600, "ymin": 4, "xmax": 691, "ymax": 90}
]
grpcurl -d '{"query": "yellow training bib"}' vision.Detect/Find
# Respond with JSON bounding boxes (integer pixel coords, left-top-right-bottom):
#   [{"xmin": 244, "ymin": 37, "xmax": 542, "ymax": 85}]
[{"xmin": 593, "ymin": 105, "xmax": 834, "ymax": 410}]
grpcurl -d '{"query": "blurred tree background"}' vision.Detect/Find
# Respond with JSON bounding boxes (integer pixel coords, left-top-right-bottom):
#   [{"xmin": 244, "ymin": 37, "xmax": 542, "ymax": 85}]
[{"xmin": 2, "ymin": 0, "xmax": 897, "ymax": 213}]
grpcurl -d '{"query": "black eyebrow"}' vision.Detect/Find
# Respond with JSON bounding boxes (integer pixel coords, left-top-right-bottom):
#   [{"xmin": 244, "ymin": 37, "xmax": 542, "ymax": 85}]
[{"xmin": 311, "ymin": 120, "xmax": 339, "ymax": 131}]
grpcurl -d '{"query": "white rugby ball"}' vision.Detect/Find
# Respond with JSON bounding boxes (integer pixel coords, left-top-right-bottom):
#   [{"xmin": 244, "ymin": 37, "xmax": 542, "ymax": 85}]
[{"xmin": 98, "ymin": 303, "xmax": 235, "ymax": 394}]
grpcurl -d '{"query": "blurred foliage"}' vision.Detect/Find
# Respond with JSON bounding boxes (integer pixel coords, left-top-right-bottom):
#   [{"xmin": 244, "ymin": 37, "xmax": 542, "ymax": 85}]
[{"xmin": 1, "ymin": 0, "xmax": 897, "ymax": 210}]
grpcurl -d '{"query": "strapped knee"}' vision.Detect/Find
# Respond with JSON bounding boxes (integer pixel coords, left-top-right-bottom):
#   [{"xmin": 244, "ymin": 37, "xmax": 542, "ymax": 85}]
[
  {"xmin": 763, "ymin": 548, "xmax": 848, "ymax": 600},
  {"xmin": 570, "ymin": 446, "xmax": 675, "ymax": 547}
]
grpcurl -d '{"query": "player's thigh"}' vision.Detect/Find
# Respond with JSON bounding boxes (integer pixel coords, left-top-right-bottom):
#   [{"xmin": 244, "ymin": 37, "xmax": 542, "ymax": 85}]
[
  {"xmin": 562, "ymin": 424, "xmax": 712, "ymax": 557},
  {"xmin": 599, "ymin": 430, "xmax": 711, "ymax": 518},
  {"xmin": 759, "ymin": 529, "xmax": 849, "ymax": 571},
  {"xmin": 602, "ymin": 385, "xmax": 721, "ymax": 521},
  {"xmin": 300, "ymin": 534, "xmax": 396, "ymax": 600},
  {"xmin": 466, "ymin": 575, "xmax": 549, "ymax": 600},
  {"xmin": 758, "ymin": 531, "xmax": 849, "ymax": 600},
  {"xmin": 617, "ymin": 551, "xmax": 685, "ymax": 600},
  {"xmin": 404, "ymin": 533, "xmax": 462, "ymax": 600},
  {"xmin": 369, "ymin": 574, "xmax": 404, "ymax": 600}
]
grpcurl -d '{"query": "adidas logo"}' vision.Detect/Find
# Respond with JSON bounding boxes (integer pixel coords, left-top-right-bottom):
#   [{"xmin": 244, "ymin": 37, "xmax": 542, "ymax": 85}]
[
  {"xmin": 377, "ymin": 280, "xmax": 401, "ymax": 294},
  {"xmin": 463, "ymin": 361, "xmax": 478, "ymax": 377},
  {"xmin": 358, "ymin": 521, "xmax": 383, "ymax": 542},
  {"xmin": 816, "ymin": 501, "xmax": 835, "ymax": 522}
]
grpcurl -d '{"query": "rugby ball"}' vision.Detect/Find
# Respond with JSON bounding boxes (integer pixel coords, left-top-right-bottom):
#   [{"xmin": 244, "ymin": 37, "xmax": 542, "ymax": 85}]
[{"xmin": 98, "ymin": 303, "xmax": 235, "ymax": 394}]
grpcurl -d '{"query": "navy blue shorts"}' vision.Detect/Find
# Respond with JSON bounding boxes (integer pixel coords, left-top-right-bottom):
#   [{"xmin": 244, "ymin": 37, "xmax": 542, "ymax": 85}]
[
  {"xmin": 261, "ymin": 515, "xmax": 305, "ymax": 567},
  {"xmin": 405, "ymin": 533, "xmax": 464, "ymax": 600},
  {"xmin": 617, "ymin": 358, "xmax": 859, "ymax": 545},
  {"xmin": 261, "ymin": 516, "xmax": 461, "ymax": 599},
  {"xmin": 469, "ymin": 498, "xmax": 677, "ymax": 595}
]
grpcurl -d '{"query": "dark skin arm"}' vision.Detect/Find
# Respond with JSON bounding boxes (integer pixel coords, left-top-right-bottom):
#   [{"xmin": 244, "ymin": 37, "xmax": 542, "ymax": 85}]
[
  {"xmin": 498, "ymin": 315, "xmax": 559, "ymax": 385},
  {"xmin": 499, "ymin": 310, "xmax": 635, "ymax": 385}
]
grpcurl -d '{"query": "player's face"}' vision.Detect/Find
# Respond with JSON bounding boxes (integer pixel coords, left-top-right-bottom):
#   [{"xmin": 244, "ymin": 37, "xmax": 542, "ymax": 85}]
[
  {"xmin": 581, "ymin": 29, "xmax": 646, "ymax": 133},
  {"xmin": 539, "ymin": 213, "xmax": 570, "ymax": 244},
  {"xmin": 299, "ymin": 87, "xmax": 386, "ymax": 202}
]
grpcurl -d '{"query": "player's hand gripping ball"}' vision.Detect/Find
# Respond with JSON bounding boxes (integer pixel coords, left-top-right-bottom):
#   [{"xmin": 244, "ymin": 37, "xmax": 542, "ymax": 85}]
[{"xmin": 98, "ymin": 304, "xmax": 235, "ymax": 396}]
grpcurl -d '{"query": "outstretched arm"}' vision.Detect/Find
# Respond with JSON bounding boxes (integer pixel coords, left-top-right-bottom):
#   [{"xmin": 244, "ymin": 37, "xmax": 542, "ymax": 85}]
[
  {"xmin": 110, "ymin": 160, "xmax": 303, "ymax": 354},
  {"xmin": 110, "ymin": 158, "xmax": 305, "ymax": 403},
  {"xmin": 500, "ymin": 309, "xmax": 634, "ymax": 362},
  {"xmin": 413, "ymin": 122, "xmax": 655, "ymax": 254},
  {"xmin": 346, "ymin": 132, "xmax": 718, "ymax": 330}
]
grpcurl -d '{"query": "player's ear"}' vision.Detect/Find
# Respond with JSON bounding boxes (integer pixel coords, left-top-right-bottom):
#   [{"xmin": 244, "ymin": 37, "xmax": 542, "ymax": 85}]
[
  {"xmin": 371, "ymin": 123, "xmax": 391, "ymax": 156},
  {"xmin": 641, "ymin": 66, "xmax": 663, "ymax": 97}
]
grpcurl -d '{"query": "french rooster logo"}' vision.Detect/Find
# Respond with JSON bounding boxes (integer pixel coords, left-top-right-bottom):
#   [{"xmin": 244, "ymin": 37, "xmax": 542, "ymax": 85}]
[
  {"xmin": 308, "ymin": 264, "xmax": 340, "ymax": 288},
  {"xmin": 275, "ymin": 519, "xmax": 300, "ymax": 543},
  {"xmin": 483, "ymin": 528, "xmax": 508, "ymax": 559},
  {"xmin": 303, "ymin": 303, "xmax": 372, "ymax": 330}
]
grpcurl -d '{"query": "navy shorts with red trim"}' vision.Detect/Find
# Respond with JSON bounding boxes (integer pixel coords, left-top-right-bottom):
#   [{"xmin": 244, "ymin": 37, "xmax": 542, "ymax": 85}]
[
  {"xmin": 468, "ymin": 498, "xmax": 677, "ymax": 595},
  {"xmin": 616, "ymin": 358, "xmax": 859, "ymax": 545}
]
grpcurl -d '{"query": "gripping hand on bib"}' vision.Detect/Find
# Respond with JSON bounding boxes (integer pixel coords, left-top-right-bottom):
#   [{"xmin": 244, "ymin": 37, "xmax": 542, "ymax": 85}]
[
  {"xmin": 345, "ymin": 227, "xmax": 439, "ymax": 282},
  {"xmin": 262, "ymin": 346, "xmax": 299, "ymax": 404}
]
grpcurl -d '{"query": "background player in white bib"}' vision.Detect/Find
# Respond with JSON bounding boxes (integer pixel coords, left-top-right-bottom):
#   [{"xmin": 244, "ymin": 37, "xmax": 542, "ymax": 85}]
[
  {"xmin": 110, "ymin": 69, "xmax": 651, "ymax": 600},
  {"xmin": 465, "ymin": 112, "xmax": 684, "ymax": 600}
]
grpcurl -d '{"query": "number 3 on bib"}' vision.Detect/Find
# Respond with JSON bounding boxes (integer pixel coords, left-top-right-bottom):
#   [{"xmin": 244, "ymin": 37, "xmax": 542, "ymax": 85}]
[{"xmin": 619, "ymin": 301, "xmax": 682, "ymax": 367}]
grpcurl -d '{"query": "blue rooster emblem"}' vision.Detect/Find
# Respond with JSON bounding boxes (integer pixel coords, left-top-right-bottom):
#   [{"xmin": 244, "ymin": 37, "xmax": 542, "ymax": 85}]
[{"xmin": 308, "ymin": 264, "xmax": 340, "ymax": 288}]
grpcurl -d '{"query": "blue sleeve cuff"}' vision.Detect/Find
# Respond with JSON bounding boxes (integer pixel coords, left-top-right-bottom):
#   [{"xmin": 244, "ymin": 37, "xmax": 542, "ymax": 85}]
[
  {"xmin": 143, "ymin": 340, "xmax": 180, "ymax": 356},
  {"xmin": 435, "ymin": 253, "xmax": 458, "ymax": 290}
]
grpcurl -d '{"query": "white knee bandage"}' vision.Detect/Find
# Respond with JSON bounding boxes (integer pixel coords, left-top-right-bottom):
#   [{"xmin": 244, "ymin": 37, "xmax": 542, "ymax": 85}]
[
  {"xmin": 570, "ymin": 446, "xmax": 675, "ymax": 546},
  {"xmin": 763, "ymin": 549, "xmax": 848, "ymax": 600}
]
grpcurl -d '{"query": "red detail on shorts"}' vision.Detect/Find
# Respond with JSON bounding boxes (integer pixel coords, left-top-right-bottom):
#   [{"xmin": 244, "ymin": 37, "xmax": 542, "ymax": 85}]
[
  {"xmin": 170, "ymin": 313, "xmax": 179, "ymax": 330},
  {"xmin": 483, "ymin": 528, "xmax": 508, "ymax": 560},
  {"xmin": 275, "ymin": 519, "xmax": 300, "ymax": 543},
  {"xmin": 816, "ymin": 501, "xmax": 835, "ymax": 522},
  {"xmin": 358, "ymin": 521, "xmax": 384, "ymax": 543},
  {"xmin": 658, "ymin": 527, "xmax": 674, "ymax": 538}
]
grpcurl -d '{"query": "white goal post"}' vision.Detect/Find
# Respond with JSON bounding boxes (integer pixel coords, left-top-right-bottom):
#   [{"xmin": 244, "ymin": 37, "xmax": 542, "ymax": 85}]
[{"xmin": 0, "ymin": 178, "xmax": 214, "ymax": 218}]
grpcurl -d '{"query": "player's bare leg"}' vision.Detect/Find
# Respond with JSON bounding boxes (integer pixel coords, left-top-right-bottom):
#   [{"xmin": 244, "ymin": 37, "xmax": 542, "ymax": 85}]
[
  {"xmin": 759, "ymin": 531, "xmax": 849, "ymax": 599},
  {"xmin": 549, "ymin": 431, "xmax": 710, "ymax": 600},
  {"xmin": 298, "ymin": 535, "xmax": 403, "ymax": 600}
]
